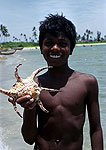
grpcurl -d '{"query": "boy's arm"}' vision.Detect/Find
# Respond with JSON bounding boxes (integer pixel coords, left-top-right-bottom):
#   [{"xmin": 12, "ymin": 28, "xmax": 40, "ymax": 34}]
[
  {"xmin": 21, "ymin": 107, "xmax": 38, "ymax": 145},
  {"xmin": 87, "ymin": 75, "xmax": 103, "ymax": 150},
  {"xmin": 9, "ymin": 95, "xmax": 38, "ymax": 145}
]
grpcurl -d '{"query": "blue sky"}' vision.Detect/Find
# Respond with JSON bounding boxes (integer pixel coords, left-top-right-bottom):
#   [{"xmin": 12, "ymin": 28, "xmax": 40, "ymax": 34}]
[{"xmin": 0, "ymin": 0, "xmax": 106, "ymax": 41}]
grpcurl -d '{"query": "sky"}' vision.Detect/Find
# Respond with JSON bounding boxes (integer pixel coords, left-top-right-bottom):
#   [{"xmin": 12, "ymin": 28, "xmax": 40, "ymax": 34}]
[{"xmin": 0, "ymin": 0, "xmax": 106, "ymax": 41}]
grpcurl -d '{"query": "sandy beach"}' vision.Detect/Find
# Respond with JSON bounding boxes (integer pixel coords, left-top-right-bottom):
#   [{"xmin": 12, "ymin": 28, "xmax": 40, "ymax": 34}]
[
  {"xmin": 23, "ymin": 46, "xmax": 40, "ymax": 50},
  {"xmin": 76, "ymin": 42, "xmax": 106, "ymax": 46}
]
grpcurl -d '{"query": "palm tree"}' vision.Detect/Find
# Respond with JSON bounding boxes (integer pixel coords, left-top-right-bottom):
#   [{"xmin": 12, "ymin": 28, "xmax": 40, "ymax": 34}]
[
  {"xmin": 0, "ymin": 24, "xmax": 10, "ymax": 42},
  {"xmin": 85, "ymin": 29, "xmax": 89, "ymax": 41},
  {"xmin": 85, "ymin": 29, "xmax": 93, "ymax": 41},
  {"xmin": 5, "ymin": 33, "xmax": 10, "ymax": 42},
  {"xmin": 0, "ymin": 24, "xmax": 4, "ymax": 42},
  {"xmin": 23, "ymin": 34, "xmax": 28, "ymax": 42},
  {"xmin": 20, "ymin": 33, "xmax": 23, "ymax": 42},
  {"xmin": 104, "ymin": 35, "xmax": 106, "ymax": 40},
  {"xmin": 97, "ymin": 31, "xmax": 101, "ymax": 41},
  {"xmin": 0, "ymin": 34, "xmax": 1, "ymax": 43},
  {"xmin": 29, "ymin": 37, "xmax": 33, "ymax": 42},
  {"xmin": 32, "ymin": 27, "xmax": 37, "ymax": 42},
  {"xmin": 76, "ymin": 33, "xmax": 81, "ymax": 42},
  {"xmin": 13, "ymin": 36, "xmax": 18, "ymax": 42},
  {"xmin": 81, "ymin": 34, "xmax": 86, "ymax": 41}
]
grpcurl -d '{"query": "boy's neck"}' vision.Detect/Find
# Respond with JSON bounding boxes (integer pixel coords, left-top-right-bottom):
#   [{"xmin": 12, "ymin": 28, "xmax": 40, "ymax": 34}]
[{"xmin": 47, "ymin": 63, "xmax": 73, "ymax": 79}]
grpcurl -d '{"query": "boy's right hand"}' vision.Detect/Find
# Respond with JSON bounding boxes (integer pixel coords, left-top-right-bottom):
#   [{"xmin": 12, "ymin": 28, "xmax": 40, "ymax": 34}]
[{"xmin": 8, "ymin": 95, "xmax": 37, "ymax": 110}]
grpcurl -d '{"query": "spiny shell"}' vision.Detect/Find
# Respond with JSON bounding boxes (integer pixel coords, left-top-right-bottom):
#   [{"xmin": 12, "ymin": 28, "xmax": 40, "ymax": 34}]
[{"xmin": 0, "ymin": 64, "xmax": 59, "ymax": 118}]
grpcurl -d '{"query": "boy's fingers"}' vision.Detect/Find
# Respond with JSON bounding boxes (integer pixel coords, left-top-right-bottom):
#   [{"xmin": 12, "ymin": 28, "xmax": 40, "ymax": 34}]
[
  {"xmin": 8, "ymin": 97, "xmax": 14, "ymax": 104},
  {"xmin": 21, "ymin": 98, "xmax": 37, "ymax": 109},
  {"xmin": 26, "ymin": 100, "xmax": 37, "ymax": 110},
  {"xmin": 16, "ymin": 95, "xmax": 31, "ymax": 104},
  {"xmin": 8, "ymin": 95, "xmax": 37, "ymax": 109}
]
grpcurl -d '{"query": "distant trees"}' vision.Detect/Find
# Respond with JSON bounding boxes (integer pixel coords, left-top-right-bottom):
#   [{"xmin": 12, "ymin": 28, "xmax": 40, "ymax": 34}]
[
  {"xmin": 97, "ymin": 31, "xmax": 101, "ymax": 41},
  {"xmin": 85, "ymin": 29, "xmax": 93, "ymax": 41},
  {"xmin": 20, "ymin": 33, "xmax": 23, "ymax": 41},
  {"xmin": 0, "ymin": 24, "xmax": 106, "ymax": 43},
  {"xmin": 76, "ymin": 33, "xmax": 81, "ymax": 41},
  {"xmin": 104, "ymin": 35, "xmax": 106, "ymax": 40},
  {"xmin": 32, "ymin": 27, "xmax": 37, "ymax": 42},
  {"xmin": 13, "ymin": 36, "xmax": 18, "ymax": 42},
  {"xmin": 77, "ymin": 29, "xmax": 93, "ymax": 42},
  {"xmin": 76, "ymin": 29, "xmax": 104, "ymax": 42},
  {"xmin": 11, "ymin": 27, "xmax": 37, "ymax": 42},
  {"xmin": 0, "ymin": 24, "xmax": 10, "ymax": 42}
]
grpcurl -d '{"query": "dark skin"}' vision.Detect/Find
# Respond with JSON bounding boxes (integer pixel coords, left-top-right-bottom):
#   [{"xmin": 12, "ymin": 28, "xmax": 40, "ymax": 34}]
[{"xmin": 9, "ymin": 32, "xmax": 103, "ymax": 150}]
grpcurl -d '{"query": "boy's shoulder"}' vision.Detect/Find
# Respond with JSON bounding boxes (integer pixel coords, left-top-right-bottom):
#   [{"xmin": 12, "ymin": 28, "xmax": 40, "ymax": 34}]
[
  {"xmin": 72, "ymin": 71, "xmax": 98, "ymax": 87},
  {"xmin": 73, "ymin": 71, "xmax": 96, "ymax": 79}
]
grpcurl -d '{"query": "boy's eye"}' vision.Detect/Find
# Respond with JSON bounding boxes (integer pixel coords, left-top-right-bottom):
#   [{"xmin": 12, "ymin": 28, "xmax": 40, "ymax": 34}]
[
  {"xmin": 58, "ymin": 42, "xmax": 67, "ymax": 47},
  {"xmin": 44, "ymin": 41, "xmax": 68, "ymax": 48},
  {"xmin": 45, "ymin": 41, "xmax": 53, "ymax": 47}
]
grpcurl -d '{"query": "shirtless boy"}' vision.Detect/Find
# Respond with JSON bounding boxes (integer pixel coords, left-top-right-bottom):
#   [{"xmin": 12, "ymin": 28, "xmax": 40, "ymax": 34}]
[{"xmin": 9, "ymin": 14, "xmax": 103, "ymax": 150}]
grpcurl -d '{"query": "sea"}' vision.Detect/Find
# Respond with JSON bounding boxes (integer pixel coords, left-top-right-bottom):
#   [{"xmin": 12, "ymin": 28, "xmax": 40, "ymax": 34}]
[{"xmin": 0, "ymin": 45, "xmax": 106, "ymax": 150}]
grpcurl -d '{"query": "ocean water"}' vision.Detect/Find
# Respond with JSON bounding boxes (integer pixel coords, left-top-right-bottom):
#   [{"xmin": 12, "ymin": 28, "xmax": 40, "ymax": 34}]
[{"xmin": 0, "ymin": 45, "xmax": 106, "ymax": 150}]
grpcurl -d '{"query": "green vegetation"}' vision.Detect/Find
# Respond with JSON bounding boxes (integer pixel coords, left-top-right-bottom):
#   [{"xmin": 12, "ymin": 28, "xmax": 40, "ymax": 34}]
[
  {"xmin": 0, "ymin": 42, "xmax": 39, "ymax": 49},
  {"xmin": 0, "ymin": 40, "xmax": 106, "ymax": 49},
  {"xmin": 0, "ymin": 24, "xmax": 106, "ymax": 49}
]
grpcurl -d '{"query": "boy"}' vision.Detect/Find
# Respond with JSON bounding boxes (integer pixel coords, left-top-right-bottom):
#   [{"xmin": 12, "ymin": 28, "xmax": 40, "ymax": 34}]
[{"xmin": 9, "ymin": 14, "xmax": 103, "ymax": 150}]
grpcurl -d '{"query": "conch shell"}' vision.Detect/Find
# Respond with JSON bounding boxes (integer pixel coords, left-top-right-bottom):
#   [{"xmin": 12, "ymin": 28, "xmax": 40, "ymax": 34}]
[{"xmin": 0, "ymin": 64, "xmax": 59, "ymax": 118}]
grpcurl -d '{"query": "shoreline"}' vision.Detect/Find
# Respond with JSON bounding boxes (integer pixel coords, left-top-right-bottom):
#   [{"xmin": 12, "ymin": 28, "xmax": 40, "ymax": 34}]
[
  {"xmin": 22, "ymin": 42, "xmax": 106, "ymax": 50},
  {"xmin": 23, "ymin": 47, "xmax": 40, "ymax": 50},
  {"xmin": 76, "ymin": 42, "xmax": 106, "ymax": 47}
]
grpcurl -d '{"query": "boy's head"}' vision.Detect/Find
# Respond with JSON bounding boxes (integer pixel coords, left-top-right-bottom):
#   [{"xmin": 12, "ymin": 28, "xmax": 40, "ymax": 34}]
[{"xmin": 39, "ymin": 13, "xmax": 76, "ymax": 53}]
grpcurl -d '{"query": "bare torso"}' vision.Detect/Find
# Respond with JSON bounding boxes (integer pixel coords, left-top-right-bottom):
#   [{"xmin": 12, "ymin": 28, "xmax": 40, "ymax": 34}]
[{"xmin": 34, "ymin": 70, "xmax": 88, "ymax": 150}]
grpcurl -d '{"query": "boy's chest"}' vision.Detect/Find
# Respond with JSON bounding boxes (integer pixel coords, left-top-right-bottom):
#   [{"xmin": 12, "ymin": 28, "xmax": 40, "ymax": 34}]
[{"xmin": 39, "ymin": 78, "xmax": 87, "ymax": 114}]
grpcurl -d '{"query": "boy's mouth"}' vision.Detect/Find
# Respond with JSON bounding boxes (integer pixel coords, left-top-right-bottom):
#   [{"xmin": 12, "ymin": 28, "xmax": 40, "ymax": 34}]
[
  {"xmin": 49, "ymin": 52, "xmax": 62, "ymax": 59},
  {"xmin": 49, "ymin": 55, "xmax": 61, "ymax": 58}
]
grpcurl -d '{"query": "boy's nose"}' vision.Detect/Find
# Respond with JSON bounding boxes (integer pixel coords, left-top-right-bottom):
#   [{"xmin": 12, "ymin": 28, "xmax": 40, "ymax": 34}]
[{"xmin": 51, "ymin": 44, "xmax": 60, "ymax": 51}]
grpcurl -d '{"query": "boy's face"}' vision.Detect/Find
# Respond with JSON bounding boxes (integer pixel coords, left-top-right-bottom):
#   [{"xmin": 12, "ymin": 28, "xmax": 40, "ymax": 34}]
[{"xmin": 42, "ymin": 32, "xmax": 71, "ymax": 67}]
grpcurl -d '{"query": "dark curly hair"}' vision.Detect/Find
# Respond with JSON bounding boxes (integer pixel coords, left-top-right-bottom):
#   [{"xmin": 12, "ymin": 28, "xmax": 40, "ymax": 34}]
[{"xmin": 39, "ymin": 13, "xmax": 76, "ymax": 52}]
